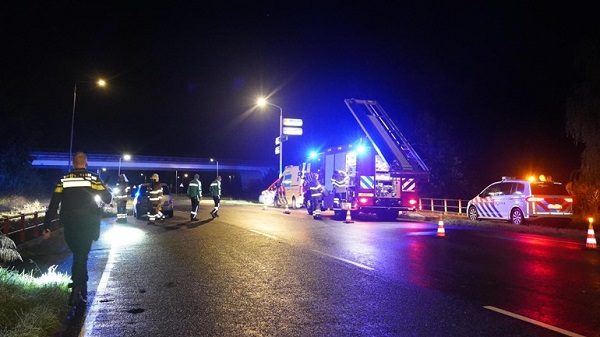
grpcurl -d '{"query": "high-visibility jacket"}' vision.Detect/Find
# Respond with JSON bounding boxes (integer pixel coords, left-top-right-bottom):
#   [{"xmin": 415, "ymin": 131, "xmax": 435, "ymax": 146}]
[
  {"xmin": 187, "ymin": 179, "xmax": 202, "ymax": 199},
  {"xmin": 43, "ymin": 169, "xmax": 112, "ymax": 228},
  {"xmin": 148, "ymin": 182, "xmax": 163, "ymax": 204},
  {"xmin": 114, "ymin": 182, "xmax": 130, "ymax": 203},
  {"xmin": 210, "ymin": 179, "xmax": 221, "ymax": 197}
]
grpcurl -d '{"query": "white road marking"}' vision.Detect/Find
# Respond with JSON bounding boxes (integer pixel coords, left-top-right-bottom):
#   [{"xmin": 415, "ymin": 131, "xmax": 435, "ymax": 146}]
[
  {"xmin": 250, "ymin": 229, "xmax": 279, "ymax": 240},
  {"xmin": 250, "ymin": 229, "xmax": 375, "ymax": 271},
  {"xmin": 81, "ymin": 245, "xmax": 118, "ymax": 337},
  {"xmin": 483, "ymin": 306, "xmax": 586, "ymax": 337}
]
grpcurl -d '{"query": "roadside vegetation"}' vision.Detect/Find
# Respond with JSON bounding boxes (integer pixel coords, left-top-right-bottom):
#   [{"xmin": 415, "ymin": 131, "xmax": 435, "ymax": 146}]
[
  {"xmin": 1, "ymin": 232, "xmax": 71, "ymax": 337},
  {"xmin": 0, "ymin": 266, "xmax": 71, "ymax": 337}
]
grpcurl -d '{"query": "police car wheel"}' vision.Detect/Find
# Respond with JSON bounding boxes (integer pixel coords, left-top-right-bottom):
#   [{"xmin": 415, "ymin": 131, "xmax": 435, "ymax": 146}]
[
  {"xmin": 510, "ymin": 208, "xmax": 524, "ymax": 225},
  {"xmin": 468, "ymin": 206, "xmax": 479, "ymax": 221}
]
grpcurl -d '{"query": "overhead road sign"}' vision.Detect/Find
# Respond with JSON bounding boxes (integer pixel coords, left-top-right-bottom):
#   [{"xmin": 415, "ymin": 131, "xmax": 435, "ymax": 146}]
[
  {"xmin": 283, "ymin": 127, "xmax": 303, "ymax": 136},
  {"xmin": 283, "ymin": 118, "xmax": 303, "ymax": 127}
]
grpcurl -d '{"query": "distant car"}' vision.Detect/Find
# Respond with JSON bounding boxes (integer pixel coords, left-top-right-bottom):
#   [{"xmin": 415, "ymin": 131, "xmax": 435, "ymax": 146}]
[
  {"xmin": 133, "ymin": 183, "xmax": 174, "ymax": 219},
  {"xmin": 467, "ymin": 177, "xmax": 573, "ymax": 225}
]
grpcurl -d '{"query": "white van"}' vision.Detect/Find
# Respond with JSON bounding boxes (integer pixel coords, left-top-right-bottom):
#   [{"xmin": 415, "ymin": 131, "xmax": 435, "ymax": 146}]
[{"xmin": 259, "ymin": 165, "xmax": 305, "ymax": 209}]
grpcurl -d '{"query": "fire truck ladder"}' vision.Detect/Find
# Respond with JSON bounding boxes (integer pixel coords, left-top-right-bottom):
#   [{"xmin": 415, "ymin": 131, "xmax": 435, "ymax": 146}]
[{"xmin": 344, "ymin": 98, "xmax": 430, "ymax": 179}]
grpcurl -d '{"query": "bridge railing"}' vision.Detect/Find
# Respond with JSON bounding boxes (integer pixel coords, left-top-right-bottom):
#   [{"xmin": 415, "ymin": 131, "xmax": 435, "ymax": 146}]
[
  {"xmin": 418, "ymin": 198, "xmax": 470, "ymax": 216},
  {"xmin": 2, "ymin": 211, "xmax": 60, "ymax": 245}
]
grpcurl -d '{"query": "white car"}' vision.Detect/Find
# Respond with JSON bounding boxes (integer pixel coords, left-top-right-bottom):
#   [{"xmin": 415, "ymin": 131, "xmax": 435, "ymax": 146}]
[{"xmin": 467, "ymin": 177, "xmax": 573, "ymax": 225}]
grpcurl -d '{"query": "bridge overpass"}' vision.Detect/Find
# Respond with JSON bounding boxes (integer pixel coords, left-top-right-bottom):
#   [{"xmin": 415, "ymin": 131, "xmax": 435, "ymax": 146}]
[{"xmin": 30, "ymin": 152, "xmax": 274, "ymax": 190}]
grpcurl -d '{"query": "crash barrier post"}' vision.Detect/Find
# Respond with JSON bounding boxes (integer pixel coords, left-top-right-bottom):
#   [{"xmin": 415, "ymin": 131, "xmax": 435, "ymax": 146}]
[
  {"xmin": 437, "ymin": 213, "xmax": 445, "ymax": 237},
  {"xmin": 586, "ymin": 218, "xmax": 597, "ymax": 249}
]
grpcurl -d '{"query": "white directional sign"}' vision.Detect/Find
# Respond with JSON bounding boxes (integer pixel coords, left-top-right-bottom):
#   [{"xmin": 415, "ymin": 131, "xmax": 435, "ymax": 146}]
[
  {"xmin": 283, "ymin": 127, "xmax": 303, "ymax": 136},
  {"xmin": 275, "ymin": 136, "xmax": 289, "ymax": 145},
  {"xmin": 275, "ymin": 144, "xmax": 280, "ymax": 155},
  {"xmin": 283, "ymin": 118, "xmax": 303, "ymax": 127}
]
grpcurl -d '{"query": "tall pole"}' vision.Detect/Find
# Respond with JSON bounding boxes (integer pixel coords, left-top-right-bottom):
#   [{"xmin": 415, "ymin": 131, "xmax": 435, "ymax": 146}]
[
  {"xmin": 68, "ymin": 83, "xmax": 78, "ymax": 171},
  {"xmin": 278, "ymin": 105, "xmax": 283, "ymax": 178},
  {"xmin": 256, "ymin": 98, "xmax": 284, "ymax": 178},
  {"xmin": 118, "ymin": 157, "xmax": 122, "ymax": 176}
]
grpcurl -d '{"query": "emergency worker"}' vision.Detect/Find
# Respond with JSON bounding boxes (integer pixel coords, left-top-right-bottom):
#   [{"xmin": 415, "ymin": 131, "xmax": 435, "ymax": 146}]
[
  {"xmin": 187, "ymin": 174, "xmax": 202, "ymax": 221},
  {"xmin": 210, "ymin": 176, "xmax": 221, "ymax": 218},
  {"xmin": 42, "ymin": 152, "xmax": 112, "ymax": 306},
  {"xmin": 331, "ymin": 170, "xmax": 349, "ymax": 207},
  {"xmin": 275, "ymin": 179, "xmax": 288, "ymax": 207},
  {"xmin": 147, "ymin": 173, "xmax": 164, "ymax": 223},
  {"xmin": 115, "ymin": 174, "xmax": 130, "ymax": 223},
  {"xmin": 305, "ymin": 172, "xmax": 324, "ymax": 219}
]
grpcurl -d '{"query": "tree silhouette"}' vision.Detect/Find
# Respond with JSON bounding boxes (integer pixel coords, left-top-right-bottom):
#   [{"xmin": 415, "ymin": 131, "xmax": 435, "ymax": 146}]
[{"xmin": 566, "ymin": 40, "xmax": 600, "ymax": 217}]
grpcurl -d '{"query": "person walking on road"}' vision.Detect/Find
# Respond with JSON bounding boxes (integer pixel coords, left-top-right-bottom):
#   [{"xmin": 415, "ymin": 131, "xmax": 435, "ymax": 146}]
[
  {"xmin": 42, "ymin": 152, "xmax": 112, "ymax": 307},
  {"xmin": 147, "ymin": 173, "xmax": 164, "ymax": 224},
  {"xmin": 115, "ymin": 174, "xmax": 130, "ymax": 223},
  {"xmin": 210, "ymin": 175, "xmax": 221, "ymax": 218},
  {"xmin": 187, "ymin": 174, "xmax": 202, "ymax": 221}
]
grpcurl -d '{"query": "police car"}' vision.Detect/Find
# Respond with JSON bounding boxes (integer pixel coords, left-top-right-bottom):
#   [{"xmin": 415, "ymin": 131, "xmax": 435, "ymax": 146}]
[{"xmin": 467, "ymin": 176, "xmax": 573, "ymax": 225}]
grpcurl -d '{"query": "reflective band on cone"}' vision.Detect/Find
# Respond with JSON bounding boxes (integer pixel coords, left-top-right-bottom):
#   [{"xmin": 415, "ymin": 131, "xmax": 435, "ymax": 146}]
[
  {"xmin": 586, "ymin": 223, "xmax": 597, "ymax": 249},
  {"xmin": 344, "ymin": 208, "xmax": 354, "ymax": 223},
  {"xmin": 437, "ymin": 214, "xmax": 445, "ymax": 237},
  {"xmin": 284, "ymin": 204, "xmax": 291, "ymax": 214}
]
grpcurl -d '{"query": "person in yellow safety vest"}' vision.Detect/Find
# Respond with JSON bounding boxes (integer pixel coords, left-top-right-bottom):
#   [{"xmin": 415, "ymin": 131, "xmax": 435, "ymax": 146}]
[
  {"xmin": 147, "ymin": 173, "xmax": 164, "ymax": 223},
  {"xmin": 331, "ymin": 170, "xmax": 349, "ymax": 208},
  {"xmin": 115, "ymin": 174, "xmax": 130, "ymax": 223},
  {"xmin": 305, "ymin": 172, "xmax": 324, "ymax": 219}
]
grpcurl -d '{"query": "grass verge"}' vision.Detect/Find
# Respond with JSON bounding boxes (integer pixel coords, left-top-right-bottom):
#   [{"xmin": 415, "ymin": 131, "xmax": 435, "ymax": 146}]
[{"xmin": 0, "ymin": 266, "xmax": 71, "ymax": 337}]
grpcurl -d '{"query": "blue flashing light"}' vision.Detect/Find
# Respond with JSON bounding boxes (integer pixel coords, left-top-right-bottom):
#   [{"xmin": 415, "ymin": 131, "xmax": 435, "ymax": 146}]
[{"xmin": 356, "ymin": 144, "xmax": 367, "ymax": 154}]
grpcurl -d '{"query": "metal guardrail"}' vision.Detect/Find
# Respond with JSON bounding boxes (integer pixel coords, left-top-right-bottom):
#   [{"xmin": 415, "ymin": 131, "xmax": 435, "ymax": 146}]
[
  {"xmin": 2, "ymin": 210, "xmax": 57, "ymax": 245},
  {"xmin": 418, "ymin": 198, "xmax": 470, "ymax": 216}
]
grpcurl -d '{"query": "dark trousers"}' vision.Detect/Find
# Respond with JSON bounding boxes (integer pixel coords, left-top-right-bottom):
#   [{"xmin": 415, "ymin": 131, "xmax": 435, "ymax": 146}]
[
  {"xmin": 212, "ymin": 196, "xmax": 220, "ymax": 212},
  {"xmin": 63, "ymin": 223, "xmax": 98, "ymax": 286},
  {"xmin": 190, "ymin": 196, "xmax": 199, "ymax": 216},
  {"xmin": 117, "ymin": 201, "xmax": 127, "ymax": 216}
]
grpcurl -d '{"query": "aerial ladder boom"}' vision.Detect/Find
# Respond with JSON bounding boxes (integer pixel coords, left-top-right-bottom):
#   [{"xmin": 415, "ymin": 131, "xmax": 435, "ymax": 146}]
[{"xmin": 344, "ymin": 98, "xmax": 429, "ymax": 180}]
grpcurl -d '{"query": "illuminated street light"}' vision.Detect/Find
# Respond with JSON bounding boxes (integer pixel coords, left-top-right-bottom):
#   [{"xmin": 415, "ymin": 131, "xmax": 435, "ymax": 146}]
[
  {"xmin": 256, "ymin": 98, "xmax": 283, "ymax": 177},
  {"xmin": 210, "ymin": 158, "xmax": 219, "ymax": 177},
  {"xmin": 118, "ymin": 154, "xmax": 131, "ymax": 176},
  {"xmin": 68, "ymin": 78, "xmax": 107, "ymax": 171}
]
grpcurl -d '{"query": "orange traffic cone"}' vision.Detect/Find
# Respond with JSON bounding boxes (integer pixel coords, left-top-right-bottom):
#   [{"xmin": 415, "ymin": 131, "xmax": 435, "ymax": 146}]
[
  {"xmin": 283, "ymin": 204, "xmax": 291, "ymax": 214},
  {"xmin": 344, "ymin": 208, "xmax": 354, "ymax": 223},
  {"xmin": 586, "ymin": 218, "xmax": 597, "ymax": 249},
  {"xmin": 437, "ymin": 214, "xmax": 445, "ymax": 237}
]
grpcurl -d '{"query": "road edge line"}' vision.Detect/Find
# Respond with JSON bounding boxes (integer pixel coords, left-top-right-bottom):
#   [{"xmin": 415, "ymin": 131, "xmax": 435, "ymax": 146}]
[{"xmin": 483, "ymin": 305, "xmax": 586, "ymax": 337}]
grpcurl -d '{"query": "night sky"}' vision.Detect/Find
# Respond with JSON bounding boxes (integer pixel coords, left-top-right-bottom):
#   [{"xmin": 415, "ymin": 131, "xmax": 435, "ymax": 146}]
[{"xmin": 1, "ymin": 1, "xmax": 597, "ymax": 189}]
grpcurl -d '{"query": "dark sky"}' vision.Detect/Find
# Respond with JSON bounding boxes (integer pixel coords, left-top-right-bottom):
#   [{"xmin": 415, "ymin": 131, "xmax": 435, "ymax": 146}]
[{"xmin": 1, "ymin": 1, "xmax": 598, "ymax": 187}]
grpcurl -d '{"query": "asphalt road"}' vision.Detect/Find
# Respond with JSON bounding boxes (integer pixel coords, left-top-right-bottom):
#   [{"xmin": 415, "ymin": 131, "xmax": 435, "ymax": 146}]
[{"xmin": 31, "ymin": 198, "xmax": 600, "ymax": 337}]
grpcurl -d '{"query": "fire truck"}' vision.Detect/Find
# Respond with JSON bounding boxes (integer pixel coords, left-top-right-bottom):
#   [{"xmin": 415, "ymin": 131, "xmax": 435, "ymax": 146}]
[{"xmin": 302, "ymin": 99, "xmax": 430, "ymax": 220}]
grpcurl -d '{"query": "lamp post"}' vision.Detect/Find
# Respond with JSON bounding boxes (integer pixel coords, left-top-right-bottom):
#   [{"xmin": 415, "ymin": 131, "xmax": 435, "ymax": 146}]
[
  {"xmin": 68, "ymin": 78, "xmax": 107, "ymax": 171},
  {"xmin": 210, "ymin": 158, "xmax": 219, "ymax": 177},
  {"xmin": 118, "ymin": 154, "xmax": 131, "ymax": 176},
  {"xmin": 257, "ymin": 98, "xmax": 283, "ymax": 177}
]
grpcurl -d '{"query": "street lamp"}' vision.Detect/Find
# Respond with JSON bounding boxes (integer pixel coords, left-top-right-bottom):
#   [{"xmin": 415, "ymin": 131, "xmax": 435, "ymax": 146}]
[
  {"xmin": 210, "ymin": 158, "xmax": 219, "ymax": 177},
  {"xmin": 68, "ymin": 78, "xmax": 107, "ymax": 171},
  {"xmin": 256, "ymin": 98, "xmax": 283, "ymax": 177},
  {"xmin": 118, "ymin": 154, "xmax": 131, "ymax": 176}
]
